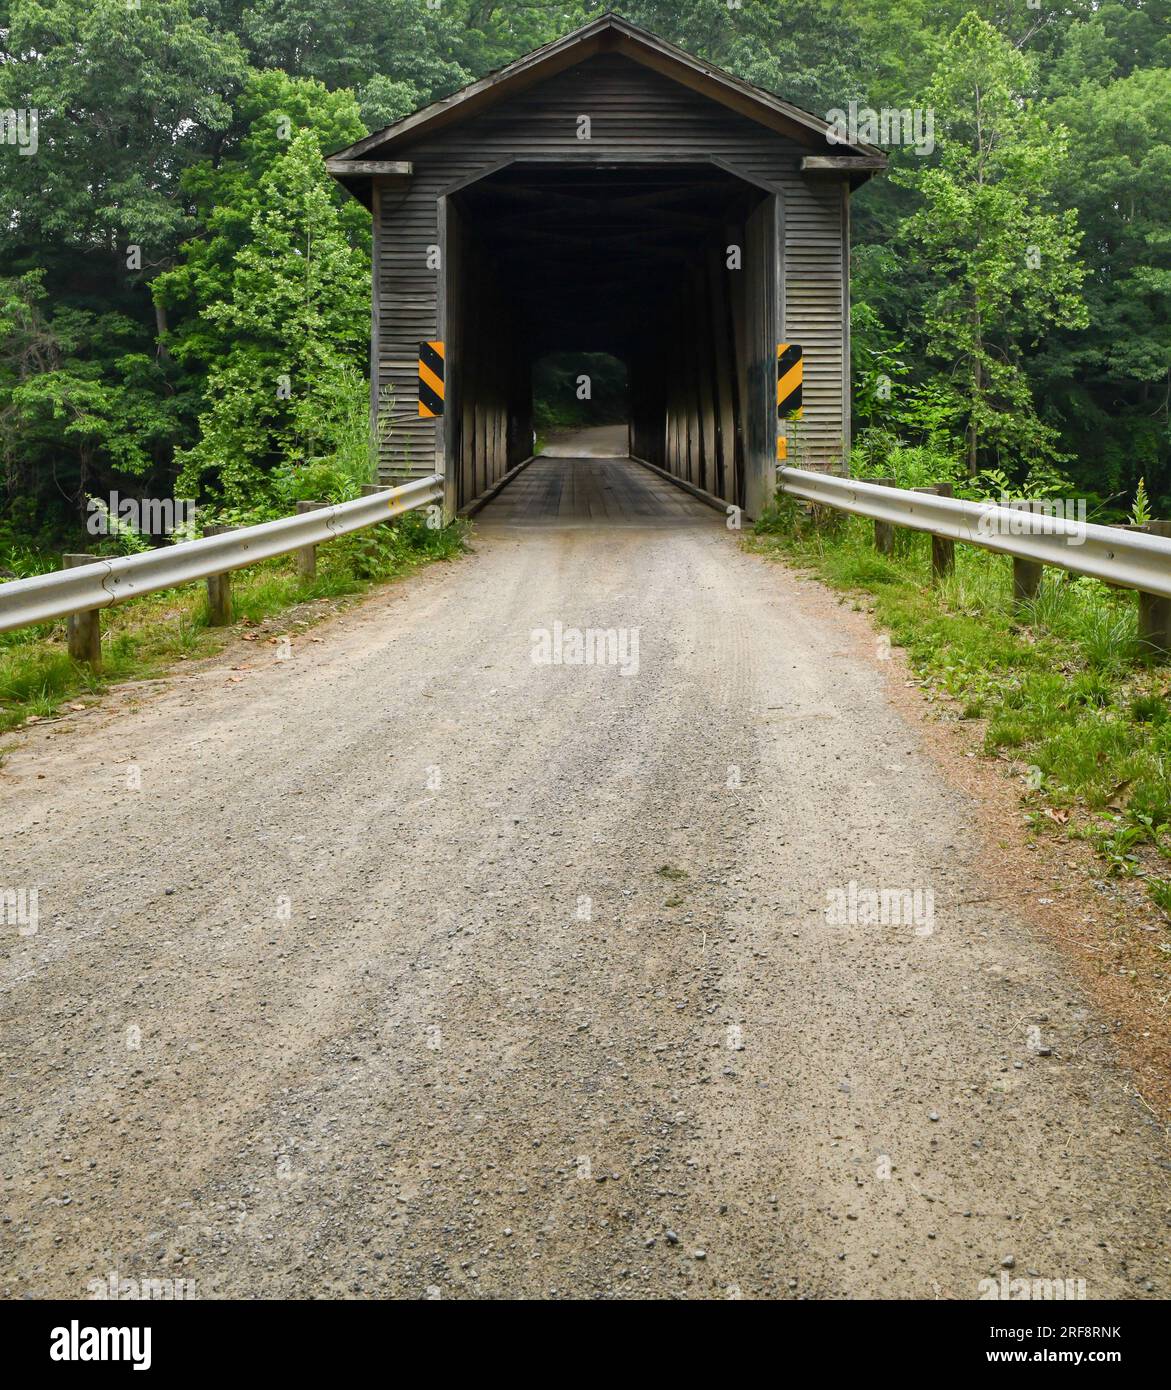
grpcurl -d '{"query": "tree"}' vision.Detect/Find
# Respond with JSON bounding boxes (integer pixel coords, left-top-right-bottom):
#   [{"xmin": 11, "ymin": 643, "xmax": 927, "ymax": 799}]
[
  {"xmin": 0, "ymin": 0, "xmax": 245, "ymax": 258},
  {"xmin": 896, "ymin": 13, "xmax": 1087, "ymax": 475},
  {"xmin": 621, "ymin": 0, "xmax": 869, "ymax": 114},
  {"xmin": 0, "ymin": 272, "xmax": 183, "ymax": 503},
  {"xmin": 165, "ymin": 130, "xmax": 370, "ymax": 507},
  {"xmin": 1039, "ymin": 66, "xmax": 1171, "ymax": 503},
  {"xmin": 235, "ymin": 0, "xmax": 472, "ymax": 107}
]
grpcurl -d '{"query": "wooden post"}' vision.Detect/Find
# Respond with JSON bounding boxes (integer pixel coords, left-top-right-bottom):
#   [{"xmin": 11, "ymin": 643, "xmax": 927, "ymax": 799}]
[
  {"xmin": 913, "ymin": 484, "xmax": 955, "ymax": 580},
  {"xmin": 295, "ymin": 500, "xmax": 328, "ymax": 580},
  {"xmin": 872, "ymin": 477, "xmax": 895, "ymax": 555},
  {"xmin": 1138, "ymin": 520, "xmax": 1171, "ymax": 659},
  {"xmin": 62, "ymin": 554, "xmax": 101, "ymax": 667},
  {"xmin": 1009, "ymin": 501, "xmax": 1044, "ymax": 610},
  {"xmin": 1013, "ymin": 557, "xmax": 1044, "ymax": 607},
  {"xmin": 931, "ymin": 482, "xmax": 956, "ymax": 578},
  {"xmin": 204, "ymin": 525, "xmax": 233, "ymax": 627}
]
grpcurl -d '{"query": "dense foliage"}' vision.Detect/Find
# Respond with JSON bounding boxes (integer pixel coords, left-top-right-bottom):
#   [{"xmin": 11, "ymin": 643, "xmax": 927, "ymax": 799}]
[{"xmin": 1, "ymin": 0, "xmax": 1168, "ymax": 547}]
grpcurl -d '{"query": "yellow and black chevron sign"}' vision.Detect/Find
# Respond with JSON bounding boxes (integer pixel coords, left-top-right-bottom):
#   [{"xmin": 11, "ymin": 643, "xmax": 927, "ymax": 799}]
[
  {"xmin": 418, "ymin": 340, "xmax": 445, "ymax": 418},
  {"xmin": 777, "ymin": 343, "xmax": 803, "ymax": 420}
]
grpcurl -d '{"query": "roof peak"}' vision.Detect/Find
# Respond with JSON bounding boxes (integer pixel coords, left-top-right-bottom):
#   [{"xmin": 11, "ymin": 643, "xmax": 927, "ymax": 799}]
[{"xmin": 329, "ymin": 12, "xmax": 883, "ymax": 165}]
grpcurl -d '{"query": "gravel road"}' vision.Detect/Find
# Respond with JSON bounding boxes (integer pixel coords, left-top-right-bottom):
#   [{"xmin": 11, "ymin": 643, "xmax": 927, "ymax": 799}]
[{"xmin": 1, "ymin": 458, "xmax": 1168, "ymax": 1299}]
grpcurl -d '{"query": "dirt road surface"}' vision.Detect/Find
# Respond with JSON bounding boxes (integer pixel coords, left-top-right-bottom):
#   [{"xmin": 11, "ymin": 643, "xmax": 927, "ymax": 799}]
[{"xmin": 2, "ymin": 447, "xmax": 1168, "ymax": 1299}]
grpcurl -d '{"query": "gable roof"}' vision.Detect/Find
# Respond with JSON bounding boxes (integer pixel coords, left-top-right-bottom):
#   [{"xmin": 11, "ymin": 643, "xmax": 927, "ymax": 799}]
[{"xmin": 327, "ymin": 11, "xmax": 884, "ymax": 165}]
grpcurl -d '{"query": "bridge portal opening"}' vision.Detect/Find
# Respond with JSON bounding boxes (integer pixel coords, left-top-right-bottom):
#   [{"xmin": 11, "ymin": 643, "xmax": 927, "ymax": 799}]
[
  {"xmin": 531, "ymin": 350, "xmax": 629, "ymax": 446},
  {"xmin": 444, "ymin": 162, "xmax": 775, "ymax": 515}
]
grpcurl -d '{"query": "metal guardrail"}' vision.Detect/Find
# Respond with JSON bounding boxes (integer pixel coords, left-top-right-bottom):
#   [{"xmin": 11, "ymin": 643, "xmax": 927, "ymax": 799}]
[
  {"xmin": 779, "ymin": 468, "xmax": 1171, "ymax": 602},
  {"xmin": 0, "ymin": 475, "xmax": 444, "ymax": 635}
]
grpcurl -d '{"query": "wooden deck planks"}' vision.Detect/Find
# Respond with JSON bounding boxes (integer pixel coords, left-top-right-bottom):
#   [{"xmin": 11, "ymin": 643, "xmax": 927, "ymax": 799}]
[{"xmin": 476, "ymin": 455, "xmax": 716, "ymax": 529}]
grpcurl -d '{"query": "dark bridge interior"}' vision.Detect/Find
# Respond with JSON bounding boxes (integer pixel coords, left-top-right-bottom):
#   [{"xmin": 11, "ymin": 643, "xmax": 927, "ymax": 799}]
[{"xmin": 445, "ymin": 162, "xmax": 772, "ymax": 512}]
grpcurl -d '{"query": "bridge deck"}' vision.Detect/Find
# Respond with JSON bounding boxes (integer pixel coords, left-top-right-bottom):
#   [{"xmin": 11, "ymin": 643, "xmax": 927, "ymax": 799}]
[{"xmin": 475, "ymin": 454, "xmax": 716, "ymax": 529}]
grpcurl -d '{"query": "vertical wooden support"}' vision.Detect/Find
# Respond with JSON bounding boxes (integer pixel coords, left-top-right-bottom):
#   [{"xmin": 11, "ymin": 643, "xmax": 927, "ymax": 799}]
[
  {"xmin": 1013, "ymin": 557, "xmax": 1044, "ymax": 608},
  {"xmin": 872, "ymin": 478, "xmax": 895, "ymax": 555},
  {"xmin": 203, "ymin": 525, "xmax": 233, "ymax": 627},
  {"xmin": 707, "ymin": 247, "xmax": 736, "ymax": 502},
  {"xmin": 743, "ymin": 193, "xmax": 779, "ymax": 520},
  {"xmin": 914, "ymin": 484, "xmax": 954, "ymax": 579},
  {"xmin": 931, "ymin": 482, "xmax": 956, "ymax": 578},
  {"xmin": 1009, "ymin": 501, "xmax": 1043, "ymax": 609},
  {"xmin": 62, "ymin": 554, "xmax": 101, "ymax": 667},
  {"xmin": 295, "ymin": 500, "xmax": 328, "ymax": 579},
  {"xmin": 1138, "ymin": 592, "xmax": 1171, "ymax": 658},
  {"xmin": 1138, "ymin": 520, "xmax": 1171, "ymax": 658}
]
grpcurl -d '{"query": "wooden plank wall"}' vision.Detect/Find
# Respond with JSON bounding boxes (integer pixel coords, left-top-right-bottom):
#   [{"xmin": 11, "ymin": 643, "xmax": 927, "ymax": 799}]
[
  {"xmin": 445, "ymin": 205, "xmax": 528, "ymax": 503},
  {"xmin": 373, "ymin": 53, "xmax": 848, "ymax": 497}
]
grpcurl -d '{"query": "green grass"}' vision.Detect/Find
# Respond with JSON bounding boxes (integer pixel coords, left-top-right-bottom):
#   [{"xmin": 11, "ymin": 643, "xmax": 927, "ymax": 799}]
[
  {"xmin": 0, "ymin": 513, "xmax": 467, "ymax": 740},
  {"xmin": 748, "ymin": 500, "xmax": 1171, "ymax": 918}
]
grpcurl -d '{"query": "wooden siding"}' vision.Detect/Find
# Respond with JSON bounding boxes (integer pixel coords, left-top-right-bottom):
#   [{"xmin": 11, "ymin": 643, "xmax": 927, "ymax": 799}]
[{"xmin": 372, "ymin": 53, "xmax": 848, "ymax": 485}]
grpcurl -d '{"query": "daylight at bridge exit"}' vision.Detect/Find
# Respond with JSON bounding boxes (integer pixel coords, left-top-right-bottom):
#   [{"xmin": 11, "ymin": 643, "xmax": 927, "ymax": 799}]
[{"xmin": 1, "ymin": 0, "xmax": 1170, "ymax": 1346}]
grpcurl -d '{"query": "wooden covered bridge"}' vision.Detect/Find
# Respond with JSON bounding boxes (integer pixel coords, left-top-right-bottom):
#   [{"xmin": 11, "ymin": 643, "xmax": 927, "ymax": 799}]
[{"xmin": 327, "ymin": 13, "xmax": 884, "ymax": 521}]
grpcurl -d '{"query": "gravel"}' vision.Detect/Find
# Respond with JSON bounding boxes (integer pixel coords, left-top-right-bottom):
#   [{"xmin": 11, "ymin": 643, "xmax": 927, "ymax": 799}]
[{"xmin": 0, "ymin": 502, "xmax": 1167, "ymax": 1299}]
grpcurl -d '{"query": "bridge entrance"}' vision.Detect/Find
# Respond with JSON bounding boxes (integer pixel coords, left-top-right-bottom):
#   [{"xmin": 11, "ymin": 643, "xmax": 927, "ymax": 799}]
[
  {"xmin": 327, "ymin": 15, "xmax": 882, "ymax": 521},
  {"xmin": 443, "ymin": 160, "xmax": 775, "ymax": 519},
  {"xmin": 474, "ymin": 427, "xmax": 716, "ymax": 530}
]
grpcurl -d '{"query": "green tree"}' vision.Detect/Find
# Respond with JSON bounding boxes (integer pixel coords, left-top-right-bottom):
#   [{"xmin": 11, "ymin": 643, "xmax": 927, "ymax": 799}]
[
  {"xmin": 235, "ymin": 0, "xmax": 473, "ymax": 107},
  {"xmin": 166, "ymin": 130, "xmax": 370, "ymax": 507},
  {"xmin": 621, "ymin": 0, "xmax": 869, "ymax": 113},
  {"xmin": 896, "ymin": 13, "xmax": 1087, "ymax": 475},
  {"xmin": 0, "ymin": 0, "xmax": 245, "ymax": 261},
  {"xmin": 153, "ymin": 68, "xmax": 370, "ymax": 365},
  {"xmin": 1039, "ymin": 66, "xmax": 1171, "ymax": 503},
  {"xmin": 0, "ymin": 272, "xmax": 183, "ymax": 502}
]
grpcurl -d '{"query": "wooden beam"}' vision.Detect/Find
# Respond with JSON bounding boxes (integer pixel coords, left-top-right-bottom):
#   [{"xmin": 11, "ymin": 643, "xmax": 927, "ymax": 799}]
[
  {"xmin": 800, "ymin": 156, "xmax": 888, "ymax": 174},
  {"xmin": 324, "ymin": 159, "xmax": 413, "ymax": 177}
]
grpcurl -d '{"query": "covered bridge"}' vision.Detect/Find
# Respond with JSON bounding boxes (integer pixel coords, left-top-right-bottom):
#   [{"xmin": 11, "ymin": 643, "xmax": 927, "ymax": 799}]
[{"xmin": 327, "ymin": 12, "xmax": 884, "ymax": 519}]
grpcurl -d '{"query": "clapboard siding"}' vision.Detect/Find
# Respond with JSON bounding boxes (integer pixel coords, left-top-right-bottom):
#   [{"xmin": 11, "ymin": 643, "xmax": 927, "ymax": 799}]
[{"xmin": 372, "ymin": 53, "xmax": 848, "ymax": 482}]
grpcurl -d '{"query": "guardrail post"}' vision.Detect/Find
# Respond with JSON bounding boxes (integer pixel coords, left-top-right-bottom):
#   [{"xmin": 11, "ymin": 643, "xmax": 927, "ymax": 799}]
[
  {"xmin": 295, "ymin": 501, "xmax": 328, "ymax": 579},
  {"xmin": 361, "ymin": 483, "xmax": 385, "ymax": 497},
  {"xmin": 1138, "ymin": 521, "xmax": 1171, "ymax": 659},
  {"xmin": 912, "ymin": 485, "xmax": 956, "ymax": 580},
  {"xmin": 931, "ymin": 483, "xmax": 956, "ymax": 578},
  {"xmin": 203, "ymin": 525, "xmax": 233, "ymax": 626},
  {"xmin": 1013, "ymin": 557, "xmax": 1044, "ymax": 607},
  {"xmin": 62, "ymin": 554, "xmax": 101, "ymax": 667},
  {"xmin": 1010, "ymin": 502, "xmax": 1045, "ymax": 609},
  {"xmin": 872, "ymin": 478, "xmax": 895, "ymax": 555}
]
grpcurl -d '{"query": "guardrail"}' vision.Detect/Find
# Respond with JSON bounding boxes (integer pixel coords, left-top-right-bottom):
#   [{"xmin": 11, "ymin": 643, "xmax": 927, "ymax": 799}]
[
  {"xmin": 0, "ymin": 475, "xmax": 444, "ymax": 645},
  {"xmin": 778, "ymin": 467, "xmax": 1171, "ymax": 650}
]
